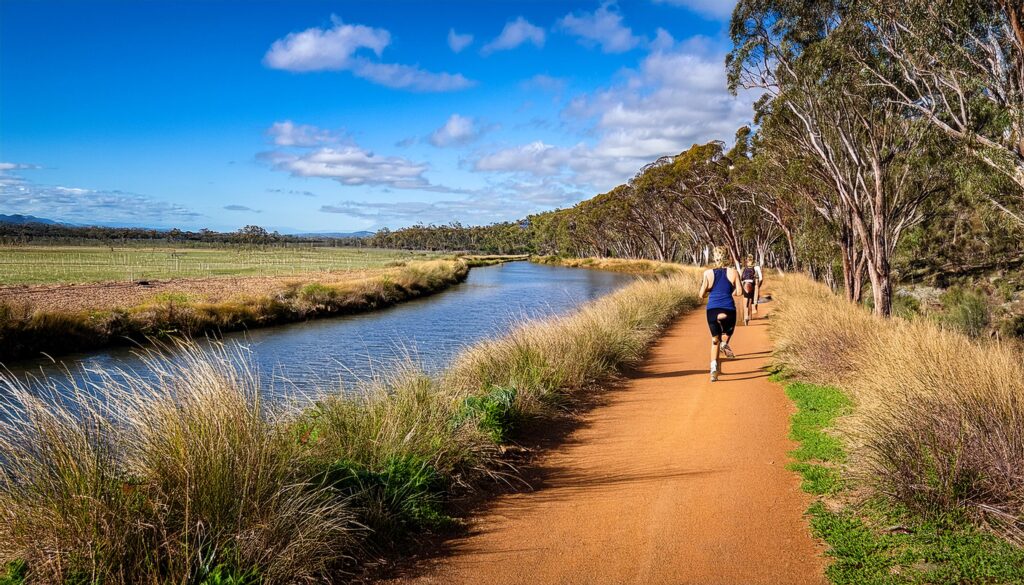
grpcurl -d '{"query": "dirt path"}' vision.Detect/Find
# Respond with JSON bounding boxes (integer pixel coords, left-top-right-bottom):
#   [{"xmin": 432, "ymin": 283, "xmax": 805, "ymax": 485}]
[{"xmin": 383, "ymin": 305, "xmax": 826, "ymax": 585}]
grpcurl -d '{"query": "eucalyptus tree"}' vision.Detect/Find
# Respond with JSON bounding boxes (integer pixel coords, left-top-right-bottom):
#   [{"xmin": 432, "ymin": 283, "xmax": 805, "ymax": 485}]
[
  {"xmin": 860, "ymin": 0, "xmax": 1024, "ymax": 225},
  {"xmin": 728, "ymin": 0, "xmax": 949, "ymax": 315}
]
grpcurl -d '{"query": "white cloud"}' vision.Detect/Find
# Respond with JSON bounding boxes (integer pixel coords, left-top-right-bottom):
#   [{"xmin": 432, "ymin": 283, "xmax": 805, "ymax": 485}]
[
  {"xmin": 429, "ymin": 114, "xmax": 480, "ymax": 147},
  {"xmin": 263, "ymin": 146, "xmax": 430, "ymax": 189},
  {"xmin": 482, "ymin": 17, "xmax": 545, "ymax": 55},
  {"xmin": 224, "ymin": 204, "xmax": 261, "ymax": 212},
  {"xmin": 653, "ymin": 0, "xmax": 736, "ymax": 20},
  {"xmin": 473, "ymin": 141, "xmax": 575, "ymax": 177},
  {"xmin": 264, "ymin": 17, "xmax": 473, "ymax": 92},
  {"xmin": 267, "ymin": 120, "xmax": 338, "ymax": 146},
  {"xmin": 558, "ymin": 4, "xmax": 641, "ymax": 53},
  {"xmin": 352, "ymin": 61, "xmax": 473, "ymax": 92},
  {"xmin": 263, "ymin": 17, "xmax": 389, "ymax": 71},
  {"xmin": 260, "ymin": 122, "xmax": 466, "ymax": 193},
  {"xmin": 447, "ymin": 28, "xmax": 473, "ymax": 53}
]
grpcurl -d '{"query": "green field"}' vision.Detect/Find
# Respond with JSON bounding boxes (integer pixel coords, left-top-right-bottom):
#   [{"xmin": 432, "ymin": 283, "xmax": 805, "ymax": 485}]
[{"xmin": 0, "ymin": 245, "xmax": 441, "ymax": 286}]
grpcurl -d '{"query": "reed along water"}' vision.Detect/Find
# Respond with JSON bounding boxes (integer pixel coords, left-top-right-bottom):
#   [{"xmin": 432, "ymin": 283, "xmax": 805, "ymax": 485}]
[{"xmin": 0, "ymin": 262, "xmax": 636, "ymax": 398}]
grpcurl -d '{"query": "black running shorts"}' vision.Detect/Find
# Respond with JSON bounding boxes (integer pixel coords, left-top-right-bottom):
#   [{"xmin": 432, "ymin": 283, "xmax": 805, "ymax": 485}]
[{"xmin": 706, "ymin": 309, "xmax": 737, "ymax": 337}]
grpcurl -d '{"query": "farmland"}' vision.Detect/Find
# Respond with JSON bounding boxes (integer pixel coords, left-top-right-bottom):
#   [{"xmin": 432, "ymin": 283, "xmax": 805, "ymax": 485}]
[{"xmin": 0, "ymin": 245, "xmax": 441, "ymax": 286}]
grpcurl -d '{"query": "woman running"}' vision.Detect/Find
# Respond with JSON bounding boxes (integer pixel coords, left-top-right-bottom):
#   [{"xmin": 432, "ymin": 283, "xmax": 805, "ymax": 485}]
[
  {"xmin": 740, "ymin": 254, "xmax": 763, "ymax": 326},
  {"xmin": 698, "ymin": 246, "xmax": 743, "ymax": 382}
]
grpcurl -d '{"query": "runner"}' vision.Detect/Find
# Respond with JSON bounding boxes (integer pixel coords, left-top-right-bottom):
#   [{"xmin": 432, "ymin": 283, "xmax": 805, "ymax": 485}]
[
  {"xmin": 698, "ymin": 246, "xmax": 742, "ymax": 382},
  {"xmin": 740, "ymin": 254, "xmax": 764, "ymax": 326}
]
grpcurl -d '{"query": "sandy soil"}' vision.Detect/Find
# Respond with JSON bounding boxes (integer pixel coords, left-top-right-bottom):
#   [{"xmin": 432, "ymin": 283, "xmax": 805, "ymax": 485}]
[
  {"xmin": 0, "ymin": 270, "xmax": 381, "ymax": 313},
  {"xmin": 381, "ymin": 304, "xmax": 826, "ymax": 585}
]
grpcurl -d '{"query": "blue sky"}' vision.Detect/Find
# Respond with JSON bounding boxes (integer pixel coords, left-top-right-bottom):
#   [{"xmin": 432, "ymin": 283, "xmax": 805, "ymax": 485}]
[{"xmin": 0, "ymin": 0, "xmax": 751, "ymax": 232}]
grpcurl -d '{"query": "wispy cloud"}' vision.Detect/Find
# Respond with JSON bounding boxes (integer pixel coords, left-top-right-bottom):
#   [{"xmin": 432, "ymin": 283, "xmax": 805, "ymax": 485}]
[
  {"xmin": 0, "ymin": 167, "xmax": 200, "ymax": 225},
  {"xmin": 447, "ymin": 28, "xmax": 473, "ymax": 53},
  {"xmin": 224, "ymin": 204, "xmax": 261, "ymax": 212},
  {"xmin": 520, "ymin": 74, "xmax": 567, "ymax": 93},
  {"xmin": 264, "ymin": 16, "xmax": 474, "ymax": 92},
  {"xmin": 266, "ymin": 188, "xmax": 317, "ymax": 197},
  {"xmin": 482, "ymin": 17, "xmax": 545, "ymax": 55},
  {"xmin": 558, "ymin": 3, "xmax": 642, "ymax": 53},
  {"xmin": 267, "ymin": 120, "xmax": 339, "ymax": 147}
]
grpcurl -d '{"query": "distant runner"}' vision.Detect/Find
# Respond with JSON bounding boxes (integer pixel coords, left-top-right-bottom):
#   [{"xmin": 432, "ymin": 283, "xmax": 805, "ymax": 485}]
[
  {"xmin": 698, "ymin": 246, "xmax": 743, "ymax": 382},
  {"xmin": 740, "ymin": 254, "xmax": 764, "ymax": 326}
]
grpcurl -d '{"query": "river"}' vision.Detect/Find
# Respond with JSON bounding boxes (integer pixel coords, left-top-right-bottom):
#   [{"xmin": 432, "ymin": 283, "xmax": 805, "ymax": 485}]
[{"xmin": 0, "ymin": 262, "xmax": 636, "ymax": 396}]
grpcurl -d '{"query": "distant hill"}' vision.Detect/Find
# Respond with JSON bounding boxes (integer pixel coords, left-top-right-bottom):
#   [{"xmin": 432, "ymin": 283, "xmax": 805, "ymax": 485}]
[{"xmin": 0, "ymin": 214, "xmax": 68, "ymax": 225}]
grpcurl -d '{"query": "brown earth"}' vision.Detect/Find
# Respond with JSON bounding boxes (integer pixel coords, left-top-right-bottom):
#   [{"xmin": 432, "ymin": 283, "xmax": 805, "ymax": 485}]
[
  {"xmin": 381, "ymin": 305, "xmax": 826, "ymax": 585},
  {"xmin": 0, "ymin": 269, "xmax": 383, "ymax": 313}
]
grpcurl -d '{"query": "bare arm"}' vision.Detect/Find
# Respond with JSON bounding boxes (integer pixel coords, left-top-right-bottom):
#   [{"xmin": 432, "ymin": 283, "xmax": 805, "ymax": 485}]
[{"xmin": 698, "ymin": 269, "xmax": 711, "ymax": 299}]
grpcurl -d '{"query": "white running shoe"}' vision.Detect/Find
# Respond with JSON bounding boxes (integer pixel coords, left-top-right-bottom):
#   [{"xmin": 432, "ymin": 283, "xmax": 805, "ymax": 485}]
[
  {"xmin": 710, "ymin": 360, "xmax": 719, "ymax": 382},
  {"xmin": 722, "ymin": 344, "xmax": 735, "ymax": 359}
]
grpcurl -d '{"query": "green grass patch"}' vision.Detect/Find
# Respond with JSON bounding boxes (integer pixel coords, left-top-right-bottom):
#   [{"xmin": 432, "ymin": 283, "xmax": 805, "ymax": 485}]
[
  {"xmin": 0, "ymin": 560, "xmax": 26, "ymax": 585},
  {"xmin": 784, "ymin": 381, "xmax": 1024, "ymax": 584}
]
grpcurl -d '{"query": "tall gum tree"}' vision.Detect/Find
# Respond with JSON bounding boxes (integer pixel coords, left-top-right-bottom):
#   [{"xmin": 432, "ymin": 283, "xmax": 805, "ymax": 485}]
[{"xmin": 728, "ymin": 0, "xmax": 949, "ymax": 315}]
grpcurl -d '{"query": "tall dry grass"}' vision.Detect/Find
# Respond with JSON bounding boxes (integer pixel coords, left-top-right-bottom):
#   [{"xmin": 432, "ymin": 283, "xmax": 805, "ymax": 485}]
[
  {"xmin": 771, "ymin": 274, "xmax": 1024, "ymax": 541},
  {"xmin": 0, "ymin": 260, "xmax": 702, "ymax": 582},
  {"xmin": 0, "ymin": 343, "xmax": 356, "ymax": 583}
]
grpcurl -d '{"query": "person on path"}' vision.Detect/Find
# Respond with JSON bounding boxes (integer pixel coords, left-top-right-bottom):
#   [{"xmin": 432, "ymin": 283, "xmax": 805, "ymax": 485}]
[
  {"xmin": 698, "ymin": 246, "xmax": 742, "ymax": 382},
  {"xmin": 740, "ymin": 254, "xmax": 764, "ymax": 326}
]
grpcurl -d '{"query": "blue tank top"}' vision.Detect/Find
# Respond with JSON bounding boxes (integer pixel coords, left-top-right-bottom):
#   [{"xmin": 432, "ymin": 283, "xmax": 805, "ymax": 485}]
[{"xmin": 707, "ymin": 268, "xmax": 736, "ymax": 310}]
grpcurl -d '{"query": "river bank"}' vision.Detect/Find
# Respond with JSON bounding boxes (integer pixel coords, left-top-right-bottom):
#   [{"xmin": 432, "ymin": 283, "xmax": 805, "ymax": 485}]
[
  {"xmin": 0, "ymin": 260, "xmax": 701, "ymax": 584},
  {"xmin": 0, "ymin": 259, "xmax": 471, "ymax": 362}
]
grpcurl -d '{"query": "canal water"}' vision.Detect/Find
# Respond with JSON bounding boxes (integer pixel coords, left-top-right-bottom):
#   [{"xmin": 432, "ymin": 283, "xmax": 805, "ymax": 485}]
[{"xmin": 1, "ymin": 262, "xmax": 635, "ymax": 396}]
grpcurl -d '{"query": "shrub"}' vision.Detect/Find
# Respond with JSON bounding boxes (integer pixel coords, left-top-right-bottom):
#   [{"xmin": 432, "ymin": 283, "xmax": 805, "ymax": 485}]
[{"xmin": 935, "ymin": 286, "xmax": 992, "ymax": 338}]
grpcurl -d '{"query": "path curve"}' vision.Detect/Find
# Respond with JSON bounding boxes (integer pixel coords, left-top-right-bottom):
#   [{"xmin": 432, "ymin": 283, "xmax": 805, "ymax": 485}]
[{"xmin": 384, "ymin": 304, "xmax": 826, "ymax": 585}]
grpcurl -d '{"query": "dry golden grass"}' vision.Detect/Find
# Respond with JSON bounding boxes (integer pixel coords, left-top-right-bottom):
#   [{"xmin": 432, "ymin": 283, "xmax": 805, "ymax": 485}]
[{"xmin": 771, "ymin": 274, "xmax": 1024, "ymax": 541}]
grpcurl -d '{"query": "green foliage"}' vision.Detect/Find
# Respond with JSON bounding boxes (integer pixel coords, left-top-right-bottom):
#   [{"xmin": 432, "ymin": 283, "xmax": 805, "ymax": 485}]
[
  {"xmin": 0, "ymin": 560, "xmax": 26, "ymax": 585},
  {"xmin": 197, "ymin": 564, "xmax": 261, "ymax": 585},
  {"xmin": 999, "ymin": 314, "xmax": 1024, "ymax": 339},
  {"xmin": 315, "ymin": 455, "xmax": 451, "ymax": 535},
  {"xmin": 454, "ymin": 385, "xmax": 518, "ymax": 443},
  {"xmin": 934, "ymin": 286, "xmax": 991, "ymax": 337}
]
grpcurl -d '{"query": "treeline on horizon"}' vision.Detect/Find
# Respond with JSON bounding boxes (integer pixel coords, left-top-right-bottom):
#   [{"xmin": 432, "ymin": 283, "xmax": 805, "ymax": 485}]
[
  {"xmin": 0, "ymin": 223, "xmax": 371, "ymax": 248},
  {"xmin": 382, "ymin": 0, "xmax": 1024, "ymax": 318}
]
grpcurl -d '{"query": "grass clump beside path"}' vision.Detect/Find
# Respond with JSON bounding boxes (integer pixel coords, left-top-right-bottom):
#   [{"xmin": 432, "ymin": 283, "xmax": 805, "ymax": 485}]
[
  {"xmin": 0, "ymin": 260, "xmax": 700, "ymax": 583},
  {"xmin": 771, "ymin": 274, "xmax": 1024, "ymax": 583},
  {"xmin": 0, "ymin": 259, "xmax": 469, "ymax": 361}
]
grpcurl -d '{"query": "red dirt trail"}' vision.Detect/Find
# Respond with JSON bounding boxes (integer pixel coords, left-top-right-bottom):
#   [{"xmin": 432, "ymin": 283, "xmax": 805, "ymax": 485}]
[{"xmin": 382, "ymin": 305, "xmax": 826, "ymax": 585}]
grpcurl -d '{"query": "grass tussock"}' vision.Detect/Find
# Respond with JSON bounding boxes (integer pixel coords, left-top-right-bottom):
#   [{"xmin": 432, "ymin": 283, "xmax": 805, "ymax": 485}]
[
  {"xmin": 0, "ymin": 343, "xmax": 356, "ymax": 584},
  {"xmin": 0, "ymin": 261, "xmax": 700, "ymax": 583},
  {"xmin": 771, "ymin": 274, "xmax": 1024, "ymax": 542},
  {"xmin": 531, "ymin": 255, "xmax": 685, "ymax": 277},
  {"xmin": 0, "ymin": 259, "xmax": 470, "ymax": 362}
]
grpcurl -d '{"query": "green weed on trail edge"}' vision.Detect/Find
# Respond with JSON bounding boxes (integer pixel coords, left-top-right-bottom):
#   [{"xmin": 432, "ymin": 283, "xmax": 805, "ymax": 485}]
[
  {"xmin": 0, "ymin": 560, "xmax": 26, "ymax": 585},
  {"xmin": 784, "ymin": 381, "xmax": 1024, "ymax": 585}
]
